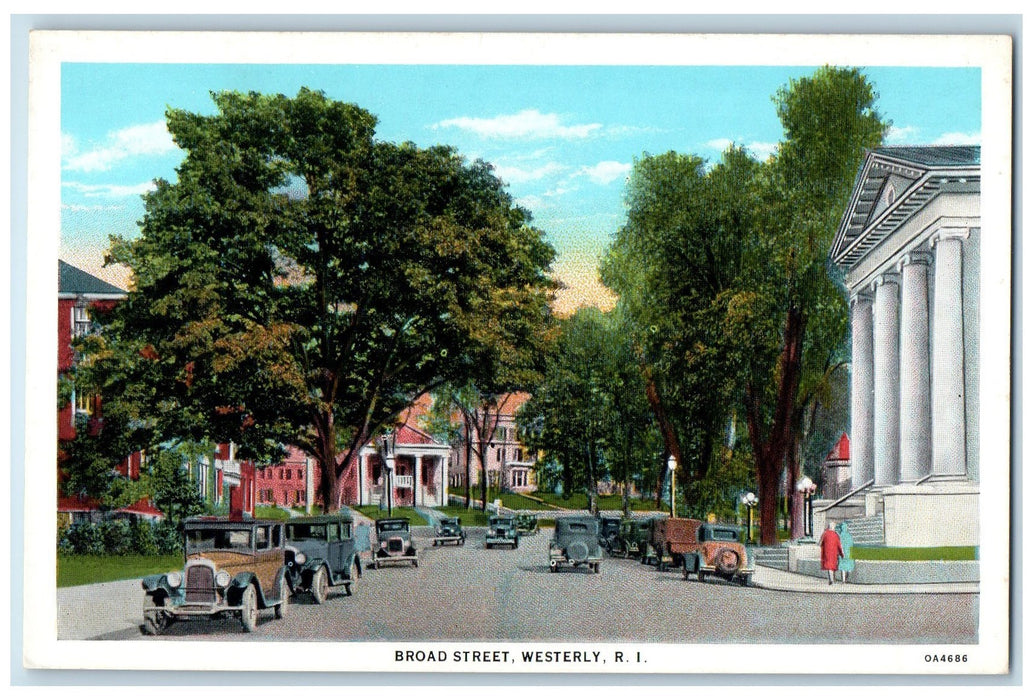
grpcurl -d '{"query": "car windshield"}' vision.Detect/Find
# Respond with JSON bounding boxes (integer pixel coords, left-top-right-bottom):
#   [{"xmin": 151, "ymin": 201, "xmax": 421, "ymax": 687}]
[
  {"xmin": 490, "ymin": 518, "xmax": 511, "ymax": 526},
  {"xmin": 287, "ymin": 523, "xmax": 328, "ymax": 540},
  {"xmin": 441, "ymin": 519, "xmax": 458, "ymax": 526},
  {"xmin": 378, "ymin": 521, "xmax": 408, "ymax": 533},
  {"xmin": 560, "ymin": 521, "xmax": 596, "ymax": 534},
  {"xmin": 707, "ymin": 528, "xmax": 740, "ymax": 542},
  {"xmin": 185, "ymin": 527, "xmax": 252, "ymax": 552}
]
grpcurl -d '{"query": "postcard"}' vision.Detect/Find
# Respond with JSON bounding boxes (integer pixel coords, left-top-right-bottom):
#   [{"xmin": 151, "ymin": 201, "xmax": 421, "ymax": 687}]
[{"xmin": 21, "ymin": 28, "xmax": 1012, "ymax": 676}]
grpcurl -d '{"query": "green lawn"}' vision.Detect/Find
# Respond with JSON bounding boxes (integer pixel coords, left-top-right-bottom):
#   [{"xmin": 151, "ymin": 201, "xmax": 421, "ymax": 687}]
[
  {"xmin": 433, "ymin": 506, "xmax": 491, "ymax": 526},
  {"xmin": 58, "ymin": 554, "xmax": 184, "ymax": 588},
  {"xmin": 254, "ymin": 505, "xmax": 292, "ymax": 521},
  {"xmin": 852, "ymin": 546, "xmax": 978, "ymax": 561},
  {"xmin": 352, "ymin": 505, "xmax": 427, "ymax": 526}
]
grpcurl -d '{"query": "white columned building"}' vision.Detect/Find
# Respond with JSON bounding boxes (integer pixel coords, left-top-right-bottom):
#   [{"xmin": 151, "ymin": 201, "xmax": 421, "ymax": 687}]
[{"xmin": 830, "ymin": 145, "xmax": 980, "ymax": 548}]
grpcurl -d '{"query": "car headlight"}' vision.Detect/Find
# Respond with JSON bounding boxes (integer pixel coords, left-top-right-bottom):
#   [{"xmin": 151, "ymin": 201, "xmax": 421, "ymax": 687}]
[
  {"xmin": 215, "ymin": 570, "xmax": 231, "ymax": 587},
  {"xmin": 166, "ymin": 571, "xmax": 182, "ymax": 588},
  {"xmin": 295, "ymin": 551, "xmax": 307, "ymax": 565},
  {"xmin": 380, "ymin": 541, "xmax": 388, "ymax": 549}
]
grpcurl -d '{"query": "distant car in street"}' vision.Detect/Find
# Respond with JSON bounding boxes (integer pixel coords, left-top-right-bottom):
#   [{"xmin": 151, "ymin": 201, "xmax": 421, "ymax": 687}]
[
  {"xmin": 597, "ymin": 515, "xmax": 621, "ymax": 554},
  {"xmin": 370, "ymin": 518, "xmax": 419, "ymax": 568},
  {"xmin": 284, "ymin": 512, "xmax": 362, "ymax": 603},
  {"xmin": 652, "ymin": 517, "xmax": 702, "ymax": 571},
  {"xmin": 682, "ymin": 522, "xmax": 754, "ymax": 586},
  {"xmin": 485, "ymin": 515, "xmax": 519, "ymax": 549},
  {"xmin": 515, "ymin": 512, "xmax": 539, "ymax": 535},
  {"xmin": 432, "ymin": 516, "xmax": 466, "ymax": 546},
  {"xmin": 141, "ymin": 517, "xmax": 290, "ymax": 635},
  {"xmin": 549, "ymin": 516, "xmax": 604, "ymax": 573}
]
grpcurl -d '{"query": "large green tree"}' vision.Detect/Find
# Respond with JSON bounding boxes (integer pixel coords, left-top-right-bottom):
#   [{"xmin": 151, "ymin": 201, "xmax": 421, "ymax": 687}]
[
  {"xmin": 76, "ymin": 88, "xmax": 556, "ymax": 511},
  {"xmin": 602, "ymin": 67, "xmax": 885, "ymax": 543}
]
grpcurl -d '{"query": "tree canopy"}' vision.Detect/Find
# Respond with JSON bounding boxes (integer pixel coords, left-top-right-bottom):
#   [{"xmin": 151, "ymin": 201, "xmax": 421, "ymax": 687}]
[
  {"xmin": 602, "ymin": 67, "xmax": 886, "ymax": 542},
  {"xmin": 73, "ymin": 88, "xmax": 557, "ymax": 510}
]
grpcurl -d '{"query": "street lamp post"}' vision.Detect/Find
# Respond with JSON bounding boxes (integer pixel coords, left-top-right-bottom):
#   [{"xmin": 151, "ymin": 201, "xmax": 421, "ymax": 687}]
[
  {"xmin": 740, "ymin": 491, "xmax": 758, "ymax": 544},
  {"xmin": 796, "ymin": 476, "xmax": 816, "ymax": 538},
  {"xmin": 667, "ymin": 455, "xmax": 677, "ymax": 518},
  {"xmin": 378, "ymin": 432, "xmax": 397, "ymax": 517}
]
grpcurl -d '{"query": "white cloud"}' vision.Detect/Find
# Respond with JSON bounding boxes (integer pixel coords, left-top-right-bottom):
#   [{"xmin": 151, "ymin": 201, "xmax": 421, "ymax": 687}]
[
  {"xmin": 63, "ymin": 121, "xmax": 178, "ymax": 173},
  {"xmin": 575, "ymin": 160, "xmax": 631, "ymax": 186},
  {"xmin": 516, "ymin": 194, "xmax": 547, "ymax": 211},
  {"xmin": 64, "ymin": 180, "xmax": 156, "ymax": 198},
  {"xmin": 745, "ymin": 141, "xmax": 778, "ymax": 160},
  {"xmin": 495, "ymin": 162, "xmax": 567, "ymax": 184},
  {"xmin": 932, "ymin": 131, "xmax": 981, "ymax": 146},
  {"xmin": 433, "ymin": 109, "xmax": 602, "ymax": 140},
  {"xmin": 705, "ymin": 138, "xmax": 733, "ymax": 151},
  {"xmin": 61, "ymin": 203, "xmax": 125, "ymax": 212},
  {"xmin": 886, "ymin": 125, "xmax": 920, "ymax": 144}
]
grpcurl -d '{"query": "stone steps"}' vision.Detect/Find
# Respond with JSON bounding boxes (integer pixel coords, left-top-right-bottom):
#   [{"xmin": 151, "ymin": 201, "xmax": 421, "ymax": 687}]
[
  {"xmin": 843, "ymin": 513, "xmax": 885, "ymax": 546},
  {"xmin": 752, "ymin": 546, "xmax": 790, "ymax": 570}
]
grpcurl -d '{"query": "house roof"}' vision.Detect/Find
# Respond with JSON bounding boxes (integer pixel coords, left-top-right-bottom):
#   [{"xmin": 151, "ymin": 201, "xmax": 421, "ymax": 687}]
[
  {"xmin": 830, "ymin": 145, "xmax": 980, "ymax": 268},
  {"xmin": 59, "ymin": 260, "xmax": 126, "ymax": 296},
  {"xmin": 825, "ymin": 432, "xmax": 850, "ymax": 462}
]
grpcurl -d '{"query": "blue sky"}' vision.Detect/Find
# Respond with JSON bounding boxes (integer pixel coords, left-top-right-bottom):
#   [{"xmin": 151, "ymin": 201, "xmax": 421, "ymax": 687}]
[{"xmin": 60, "ymin": 63, "xmax": 981, "ymax": 312}]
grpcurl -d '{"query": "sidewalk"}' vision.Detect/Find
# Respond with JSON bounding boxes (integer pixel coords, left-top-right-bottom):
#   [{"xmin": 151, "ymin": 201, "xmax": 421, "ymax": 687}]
[{"xmin": 750, "ymin": 564, "xmax": 979, "ymax": 594}]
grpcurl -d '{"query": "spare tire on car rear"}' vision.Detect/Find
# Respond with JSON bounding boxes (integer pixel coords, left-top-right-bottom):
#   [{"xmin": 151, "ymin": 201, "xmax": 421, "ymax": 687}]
[
  {"xmin": 714, "ymin": 547, "xmax": 741, "ymax": 575},
  {"xmin": 567, "ymin": 541, "xmax": 589, "ymax": 562}
]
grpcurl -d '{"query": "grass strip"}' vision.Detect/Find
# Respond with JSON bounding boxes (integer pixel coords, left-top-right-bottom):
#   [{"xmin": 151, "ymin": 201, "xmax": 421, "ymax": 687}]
[
  {"xmin": 851, "ymin": 546, "xmax": 978, "ymax": 561},
  {"xmin": 58, "ymin": 554, "xmax": 184, "ymax": 588}
]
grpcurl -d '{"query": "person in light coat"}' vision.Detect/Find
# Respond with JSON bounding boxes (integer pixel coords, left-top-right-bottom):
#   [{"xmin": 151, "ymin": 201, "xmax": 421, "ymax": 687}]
[{"xmin": 836, "ymin": 521, "xmax": 855, "ymax": 583}]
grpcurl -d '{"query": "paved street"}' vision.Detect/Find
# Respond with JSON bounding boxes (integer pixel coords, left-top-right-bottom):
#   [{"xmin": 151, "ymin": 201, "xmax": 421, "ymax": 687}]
[{"xmin": 60, "ymin": 528, "xmax": 977, "ymax": 644}]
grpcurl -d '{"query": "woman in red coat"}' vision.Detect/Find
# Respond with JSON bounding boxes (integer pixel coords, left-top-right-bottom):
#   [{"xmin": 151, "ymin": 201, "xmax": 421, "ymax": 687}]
[{"xmin": 819, "ymin": 521, "xmax": 844, "ymax": 585}]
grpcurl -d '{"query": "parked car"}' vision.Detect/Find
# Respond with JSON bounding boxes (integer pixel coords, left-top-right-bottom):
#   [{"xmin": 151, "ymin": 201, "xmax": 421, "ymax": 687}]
[
  {"xmin": 682, "ymin": 522, "xmax": 754, "ymax": 586},
  {"xmin": 141, "ymin": 517, "xmax": 290, "ymax": 635},
  {"xmin": 485, "ymin": 515, "xmax": 519, "ymax": 549},
  {"xmin": 432, "ymin": 516, "xmax": 466, "ymax": 546},
  {"xmin": 597, "ymin": 515, "xmax": 621, "ymax": 553},
  {"xmin": 613, "ymin": 517, "xmax": 654, "ymax": 559},
  {"xmin": 652, "ymin": 517, "xmax": 703, "ymax": 571},
  {"xmin": 514, "ymin": 512, "xmax": 539, "ymax": 535},
  {"xmin": 370, "ymin": 518, "xmax": 418, "ymax": 568},
  {"xmin": 284, "ymin": 513, "xmax": 362, "ymax": 603},
  {"xmin": 549, "ymin": 516, "xmax": 604, "ymax": 573}
]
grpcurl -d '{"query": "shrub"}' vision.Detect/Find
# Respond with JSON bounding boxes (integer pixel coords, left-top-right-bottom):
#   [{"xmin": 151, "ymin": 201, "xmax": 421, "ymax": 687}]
[
  {"xmin": 99, "ymin": 519, "xmax": 133, "ymax": 555},
  {"xmin": 58, "ymin": 521, "xmax": 104, "ymax": 555},
  {"xmin": 153, "ymin": 520, "xmax": 183, "ymax": 555},
  {"xmin": 131, "ymin": 519, "xmax": 159, "ymax": 556}
]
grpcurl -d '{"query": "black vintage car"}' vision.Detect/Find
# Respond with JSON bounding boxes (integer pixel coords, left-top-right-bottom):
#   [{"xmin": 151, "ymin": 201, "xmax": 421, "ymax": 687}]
[
  {"xmin": 613, "ymin": 517, "xmax": 655, "ymax": 559},
  {"xmin": 597, "ymin": 515, "xmax": 621, "ymax": 553},
  {"xmin": 141, "ymin": 517, "xmax": 290, "ymax": 635},
  {"xmin": 432, "ymin": 516, "xmax": 466, "ymax": 546},
  {"xmin": 485, "ymin": 515, "xmax": 519, "ymax": 549},
  {"xmin": 370, "ymin": 517, "xmax": 418, "ymax": 568},
  {"xmin": 514, "ymin": 512, "xmax": 539, "ymax": 535},
  {"xmin": 284, "ymin": 513, "xmax": 362, "ymax": 603},
  {"xmin": 549, "ymin": 516, "xmax": 604, "ymax": 573}
]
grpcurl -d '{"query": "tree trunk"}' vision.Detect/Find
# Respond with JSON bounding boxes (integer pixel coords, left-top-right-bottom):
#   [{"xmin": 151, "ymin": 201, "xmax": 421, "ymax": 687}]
[
  {"xmin": 745, "ymin": 305, "xmax": 806, "ymax": 545},
  {"xmin": 464, "ymin": 421, "xmax": 472, "ymax": 509}
]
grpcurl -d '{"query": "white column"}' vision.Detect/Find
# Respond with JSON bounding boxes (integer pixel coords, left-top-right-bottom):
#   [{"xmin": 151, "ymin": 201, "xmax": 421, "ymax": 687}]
[
  {"xmin": 872, "ymin": 274, "xmax": 901, "ymax": 487},
  {"xmin": 850, "ymin": 292, "xmax": 875, "ymax": 488},
  {"xmin": 356, "ymin": 454, "xmax": 365, "ymax": 506},
  {"xmin": 306, "ymin": 456, "xmax": 315, "ymax": 512},
  {"xmin": 897, "ymin": 252, "xmax": 933, "ymax": 482},
  {"xmin": 414, "ymin": 455, "xmax": 422, "ymax": 507},
  {"xmin": 931, "ymin": 229, "xmax": 969, "ymax": 476}
]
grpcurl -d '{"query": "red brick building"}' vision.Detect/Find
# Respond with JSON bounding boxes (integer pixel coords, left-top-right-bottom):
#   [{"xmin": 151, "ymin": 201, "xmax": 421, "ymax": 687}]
[{"xmin": 57, "ymin": 260, "xmax": 254, "ymax": 521}]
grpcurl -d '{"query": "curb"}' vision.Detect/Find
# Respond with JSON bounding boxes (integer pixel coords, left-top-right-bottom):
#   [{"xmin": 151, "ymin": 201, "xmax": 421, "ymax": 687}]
[{"xmin": 750, "ymin": 566, "xmax": 980, "ymax": 595}]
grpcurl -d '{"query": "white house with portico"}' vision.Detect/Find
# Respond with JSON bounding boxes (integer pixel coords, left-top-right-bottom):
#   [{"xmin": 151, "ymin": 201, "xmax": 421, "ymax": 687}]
[
  {"xmin": 828, "ymin": 145, "xmax": 979, "ymax": 548},
  {"xmin": 348, "ymin": 423, "xmax": 451, "ymax": 509}
]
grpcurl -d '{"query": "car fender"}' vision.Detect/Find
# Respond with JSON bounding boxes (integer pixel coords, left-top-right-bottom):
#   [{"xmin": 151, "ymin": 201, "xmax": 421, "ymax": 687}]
[
  {"xmin": 300, "ymin": 557, "xmax": 328, "ymax": 584},
  {"xmin": 141, "ymin": 573, "xmax": 176, "ymax": 602}
]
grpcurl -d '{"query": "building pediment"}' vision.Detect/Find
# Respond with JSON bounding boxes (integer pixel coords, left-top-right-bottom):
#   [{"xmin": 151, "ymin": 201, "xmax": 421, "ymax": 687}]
[{"xmin": 830, "ymin": 146, "xmax": 980, "ymax": 269}]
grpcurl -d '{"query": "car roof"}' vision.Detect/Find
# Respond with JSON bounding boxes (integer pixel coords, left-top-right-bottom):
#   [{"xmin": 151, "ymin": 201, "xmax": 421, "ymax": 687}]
[
  {"xmin": 556, "ymin": 515, "xmax": 597, "ymax": 525},
  {"xmin": 376, "ymin": 518, "xmax": 410, "ymax": 525},
  {"xmin": 183, "ymin": 516, "xmax": 282, "ymax": 528},
  {"xmin": 286, "ymin": 512, "xmax": 355, "ymax": 525}
]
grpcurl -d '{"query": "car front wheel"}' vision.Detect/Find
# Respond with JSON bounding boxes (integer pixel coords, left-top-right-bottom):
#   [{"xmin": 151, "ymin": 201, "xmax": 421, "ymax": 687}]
[
  {"xmin": 143, "ymin": 611, "xmax": 168, "ymax": 636},
  {"xmin": 275, "ymin": 577, "xmax": 289, "ymax": 619},
  {"xmin": 240, "ymin": 584, "xmax": 258, "ymax": 633},
  {"xmin": 312, "ymin": 566, "xmax": 329, "ymax": 604}
]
